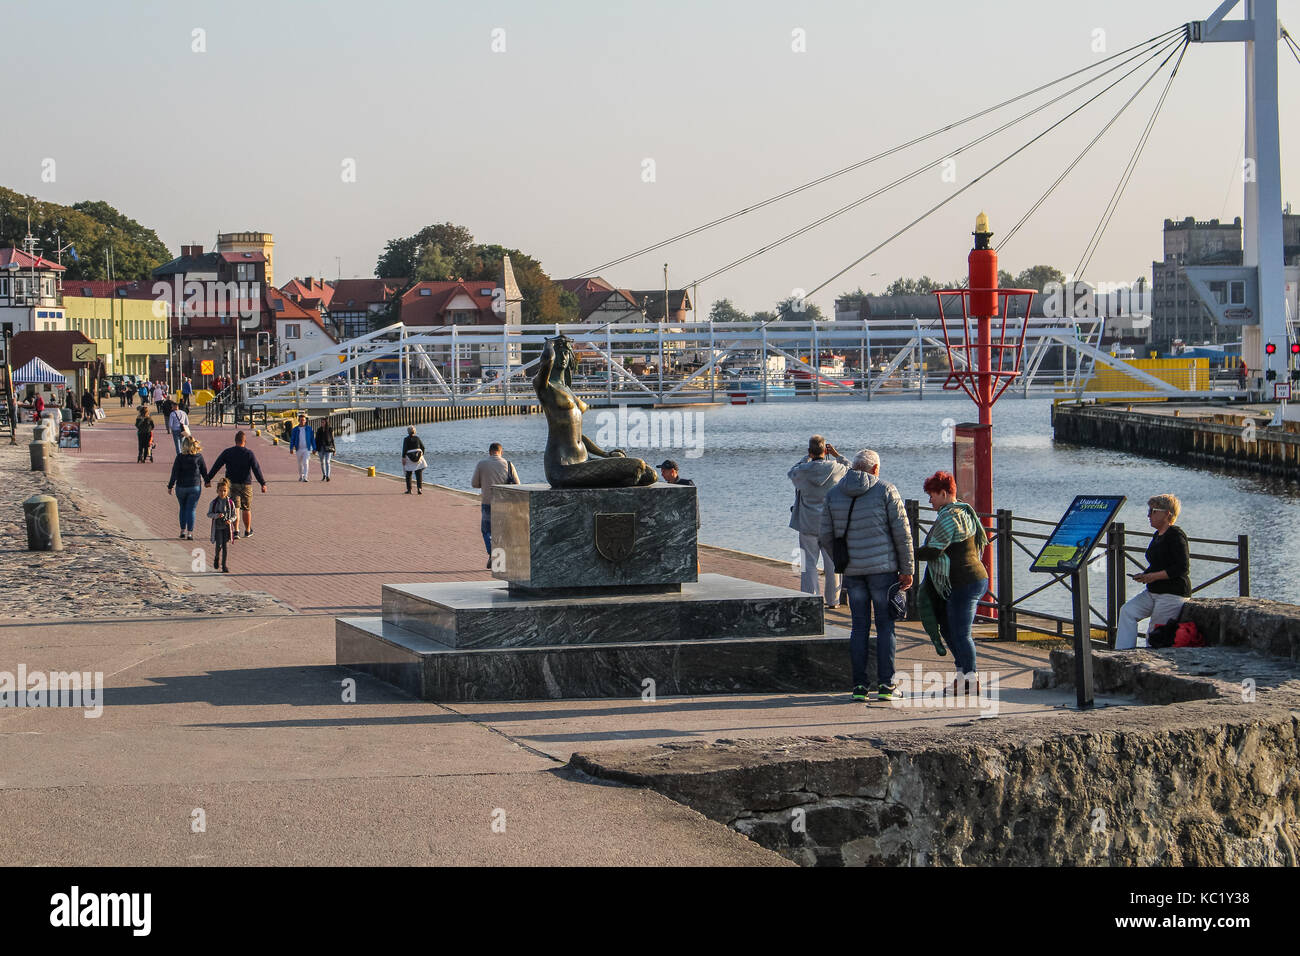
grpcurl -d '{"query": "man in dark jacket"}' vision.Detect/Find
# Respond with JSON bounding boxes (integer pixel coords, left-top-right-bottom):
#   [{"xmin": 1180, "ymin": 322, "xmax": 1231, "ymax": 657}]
[
  {"xmin": 205, "ymin": 431, "xmax": 268, "ymax": 538},
  {"xmin": 819, "ymin": 449, "xmax": 914, "ymax": 702}
]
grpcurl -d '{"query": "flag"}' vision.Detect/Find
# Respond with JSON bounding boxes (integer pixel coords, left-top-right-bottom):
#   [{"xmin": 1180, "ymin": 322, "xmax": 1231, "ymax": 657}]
[{"xmin": 67, "ymin": 245, "xmax": 80, "ymax": 262}]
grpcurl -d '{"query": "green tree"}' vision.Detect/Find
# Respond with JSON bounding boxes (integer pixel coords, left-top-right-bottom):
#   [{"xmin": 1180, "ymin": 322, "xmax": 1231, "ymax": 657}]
[
  {"xmin": 709, "ymin": 298, "xmax": 749, "ymax": 322},
  {"xmin": 775, "ymin": 296, "xmax": 826, "ymax": 322},
  {"xmin": 1014, "ymin": 265, "xmax": 1066, "ymax": 294},
  {"xmin": 413, "ymin": 242, "xmax": 456, "ymax": 281},
  {"xmin": 375, "ymin": 222, "xmax": 475, "ymax": 278},
  {"xmin": 0, "ymin": 187, "xmax": 170, "ymax": 280},
  {"xmin": 998, "ymin": 269, "xmax": 1016, "ymax": 288}
]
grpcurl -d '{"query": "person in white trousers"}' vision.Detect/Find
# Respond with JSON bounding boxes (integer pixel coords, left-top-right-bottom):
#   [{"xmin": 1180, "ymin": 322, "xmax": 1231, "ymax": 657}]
[
  {"xmin": 288, "ymin": 414, "xmax": 315, "ymax": 482},
  {"xmin": 1115, "ymin": 493, "xmax": 1191, "ymax": 649},
  {"xmin": 788, "ymin": 435, "xmax": 850, "ymax": 607}
]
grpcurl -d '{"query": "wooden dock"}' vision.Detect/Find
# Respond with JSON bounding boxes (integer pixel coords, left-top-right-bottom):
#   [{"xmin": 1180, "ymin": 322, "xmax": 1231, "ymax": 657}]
[{"xmin": 1052, "ymin": 401, "xmax": 1300, "ymax": 480}]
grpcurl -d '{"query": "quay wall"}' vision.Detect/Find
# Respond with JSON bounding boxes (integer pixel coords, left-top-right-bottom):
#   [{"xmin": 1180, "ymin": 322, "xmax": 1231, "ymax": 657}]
[
  {"xmin": 1052, "ymin": 402, "xmax": 1300, "ymax": 480},
  {"xmin": 261, "ymin": 402, "xmax": 539, "ymax": 439},
  {"xmin": 573, "ymin": 596, "xmax": 1300, "ymax": 866}
]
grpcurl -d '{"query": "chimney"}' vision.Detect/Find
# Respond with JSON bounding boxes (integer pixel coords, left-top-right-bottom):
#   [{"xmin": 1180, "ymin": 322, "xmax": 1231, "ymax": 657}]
[{"xmin": 181, "ymin": 244, "xmax": 203, "ymax": 259}]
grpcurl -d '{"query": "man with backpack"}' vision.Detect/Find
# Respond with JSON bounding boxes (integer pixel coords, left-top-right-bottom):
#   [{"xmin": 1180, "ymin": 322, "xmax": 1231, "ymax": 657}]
[{"xmin": 819, "ymin": 449, "xmax": 914, "ymax": 702}]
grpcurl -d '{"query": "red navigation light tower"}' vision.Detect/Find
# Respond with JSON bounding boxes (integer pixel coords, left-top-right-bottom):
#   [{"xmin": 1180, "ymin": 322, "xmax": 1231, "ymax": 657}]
[{"xmin": 934, "ymin": 213, "xmax": 1035, "ymax": 617}]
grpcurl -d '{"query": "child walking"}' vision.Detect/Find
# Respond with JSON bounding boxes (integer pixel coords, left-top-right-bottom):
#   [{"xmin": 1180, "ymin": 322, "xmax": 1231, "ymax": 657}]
[{"xmin": 207, "ymin": 478, "xmax": 237, "ymax": 573}]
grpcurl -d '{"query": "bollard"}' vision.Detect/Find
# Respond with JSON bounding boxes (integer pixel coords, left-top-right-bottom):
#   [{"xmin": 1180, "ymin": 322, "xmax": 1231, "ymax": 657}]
[
  {"xmin": 29, "ymin": 441, "xmax": 53, "ymax": 472},
  {"xmin": 366, "ymin": 466, "xmax": 376, "ymax": 477},
  {"xmin": 23, "ymin": 494, "xmax": 62, "ymax": 551}
]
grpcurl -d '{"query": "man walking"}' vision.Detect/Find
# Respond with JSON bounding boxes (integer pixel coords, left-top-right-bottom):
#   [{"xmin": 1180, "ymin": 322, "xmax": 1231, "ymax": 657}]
[
  {"xmin": 789, "ymin": 435, "xmax": 850, "ymax": 607},
  {"xmin": 288, "ymin": 414, "xmax": 315, "ymax": 481},
  {"xmin": 180, "ymin": 376, "xmax": 193, "ymax": 412},
  {"xmin": 471, "ymin": 442, "xmax": 520, "ymax": 569},
  {"xmin": 819, "ymin": 449, "xmax": 914, "ymax": 701},
  {"xmin": 205, "ymin": 430, "xmax": 268, "ymax": 538},
  {"xmin": 167, "ymin": 403, "xmax": 190, "ymax": 455}
]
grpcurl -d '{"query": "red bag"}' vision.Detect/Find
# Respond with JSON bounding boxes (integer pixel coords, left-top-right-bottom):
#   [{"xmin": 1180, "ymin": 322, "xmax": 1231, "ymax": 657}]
[{"xmin": 1173, "ymin": 621, "xmax": 1205, "ymax": 648}]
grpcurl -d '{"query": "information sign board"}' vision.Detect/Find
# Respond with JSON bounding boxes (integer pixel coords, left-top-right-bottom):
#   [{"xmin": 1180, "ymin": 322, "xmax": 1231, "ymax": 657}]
[{"xmin": 1030, "ymin": 495, "xmax": 1126, "ymax": 573}]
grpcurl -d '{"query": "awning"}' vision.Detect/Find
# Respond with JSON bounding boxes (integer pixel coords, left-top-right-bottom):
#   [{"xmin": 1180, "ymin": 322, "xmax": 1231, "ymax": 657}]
[{"xmin": 13, "ymin": 357, "xmax": 67, "ymax": 384}]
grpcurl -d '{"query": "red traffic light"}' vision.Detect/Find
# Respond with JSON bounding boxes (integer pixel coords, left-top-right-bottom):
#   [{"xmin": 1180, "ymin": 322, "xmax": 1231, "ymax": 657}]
[
  {"xmin": 1265, "ymin": 342, "xmax": 1277, "ymax": 355},
  {"xmin": 1291, "ymin": 343, "xmax": 1300, "ymax": 355}
]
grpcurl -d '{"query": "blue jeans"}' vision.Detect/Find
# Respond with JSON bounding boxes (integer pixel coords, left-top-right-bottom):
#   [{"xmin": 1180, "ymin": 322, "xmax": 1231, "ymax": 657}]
[
  {"xmin": 481, "ymin": 505, "xmax": 493, "ymax": 557},
  {"xmin": 172, "ymin": 431, "xmax": 185, "ymax": 455},
  {"xmin": 943, "ymin": 577, "xmax": 986, "ymax": 674},
  {"xmin": 845, "ymin": 572, "xmax": 898, "ymax": 687},
  {"xmin": 176, "ymin": 485, "xmax": 201, "ymax": 533}
]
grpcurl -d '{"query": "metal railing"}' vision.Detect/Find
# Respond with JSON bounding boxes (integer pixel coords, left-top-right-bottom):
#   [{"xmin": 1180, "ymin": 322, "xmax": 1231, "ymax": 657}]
[{"xmin": 904, "ymin": 501, "xmax": 1250, "ymax": 647}]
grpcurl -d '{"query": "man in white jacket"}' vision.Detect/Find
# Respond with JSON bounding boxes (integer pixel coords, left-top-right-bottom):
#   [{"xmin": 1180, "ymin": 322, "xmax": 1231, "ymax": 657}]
[
  {"xmin": 788, "ymin": 434, "xmax": 850, "ymax": 607},
  {"xmin": 288, "ymin": 414, "xmax": 315, "ymax": 482}
]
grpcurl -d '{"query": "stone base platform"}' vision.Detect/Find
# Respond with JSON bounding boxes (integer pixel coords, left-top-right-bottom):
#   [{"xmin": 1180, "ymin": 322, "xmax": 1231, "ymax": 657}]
[
  {"xmin": 380, "ymin": 573, "xmax": 823, "ymax": 649},
  {"xmin": 336, "ymin": 617, "xmax": 849, "ymax": 701}
]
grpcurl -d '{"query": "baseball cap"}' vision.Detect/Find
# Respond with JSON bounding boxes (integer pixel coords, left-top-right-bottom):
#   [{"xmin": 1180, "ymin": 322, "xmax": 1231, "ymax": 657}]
[{"xmin": 657, "ymin": 460, "xmax": 679, "ymax": 470}]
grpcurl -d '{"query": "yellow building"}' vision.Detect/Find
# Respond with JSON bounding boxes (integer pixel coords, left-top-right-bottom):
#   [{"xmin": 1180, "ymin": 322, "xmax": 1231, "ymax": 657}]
[{"xmin": 61, "ymin": 286, "xmax": 170, "ymax": 378}]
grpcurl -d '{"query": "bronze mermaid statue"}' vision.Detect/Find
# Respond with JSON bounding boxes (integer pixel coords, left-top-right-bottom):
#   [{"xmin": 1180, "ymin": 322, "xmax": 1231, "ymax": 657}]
[{"xmin": 533, "ymin": 334, "xmax": 658, "ymax": 488}]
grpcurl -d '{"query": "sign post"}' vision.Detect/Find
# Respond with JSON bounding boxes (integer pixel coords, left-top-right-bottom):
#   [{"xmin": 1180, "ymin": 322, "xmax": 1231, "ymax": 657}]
[{"xmin": 1030, "ymin": 495, "xmax": 1127, "ymax": 709}]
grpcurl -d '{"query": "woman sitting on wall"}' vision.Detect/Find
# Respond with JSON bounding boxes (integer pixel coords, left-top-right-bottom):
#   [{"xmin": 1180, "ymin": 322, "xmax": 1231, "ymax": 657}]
[{"xmin": 1115, "ymin": 494, "xmax": 1190, "ymax": 649}]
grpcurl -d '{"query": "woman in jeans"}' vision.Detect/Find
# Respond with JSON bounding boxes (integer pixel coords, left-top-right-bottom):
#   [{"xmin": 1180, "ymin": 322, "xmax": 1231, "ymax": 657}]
[
  {"xmin": 167, "ymin": 435, "xmax": 209, "ymax": 539},
  {"xmin": 916, "ymin": 470, "xmax": 988, "ymax": 684},
  {"xmin": 316, "ymin": 418, "xmax": 336, "ymax": 482}
]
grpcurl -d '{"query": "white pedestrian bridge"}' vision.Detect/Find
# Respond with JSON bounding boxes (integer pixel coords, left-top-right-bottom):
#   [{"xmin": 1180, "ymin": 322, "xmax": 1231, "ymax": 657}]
[{"xmin": 233, "ymin": 318, "xmax": 1243, "ymax": 411}]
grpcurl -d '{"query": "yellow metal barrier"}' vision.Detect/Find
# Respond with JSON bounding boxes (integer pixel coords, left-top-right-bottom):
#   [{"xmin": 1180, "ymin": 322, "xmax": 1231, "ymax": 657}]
[{"xmin": 1085, "ymin": 358, "xmax": 1208, "ymax": 397}]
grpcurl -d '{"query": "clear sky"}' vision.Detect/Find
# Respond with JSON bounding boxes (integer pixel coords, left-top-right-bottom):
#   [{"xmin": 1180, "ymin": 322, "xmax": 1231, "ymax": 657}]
[{"xmin": 2, "ymin": 0, "xmax": 1296, "ymax": 315}]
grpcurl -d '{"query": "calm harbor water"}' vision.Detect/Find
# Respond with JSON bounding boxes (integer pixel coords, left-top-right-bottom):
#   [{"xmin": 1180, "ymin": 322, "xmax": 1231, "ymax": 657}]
[{"xmin": 335, "ymin": 398, "xmax": 1299, "ymax": 621}]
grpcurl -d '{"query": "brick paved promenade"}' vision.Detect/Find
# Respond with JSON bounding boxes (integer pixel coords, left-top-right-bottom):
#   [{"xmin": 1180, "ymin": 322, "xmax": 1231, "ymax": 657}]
[{"xmin": 67, "ymin": 408, "xmax": 805, "ymax": 615}]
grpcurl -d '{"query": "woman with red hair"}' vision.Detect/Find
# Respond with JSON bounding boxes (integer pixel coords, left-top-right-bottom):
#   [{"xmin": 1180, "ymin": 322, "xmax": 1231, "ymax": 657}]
[{"xmin": 916, "ymin": 470, "xmax": 988, "ymax": 683}]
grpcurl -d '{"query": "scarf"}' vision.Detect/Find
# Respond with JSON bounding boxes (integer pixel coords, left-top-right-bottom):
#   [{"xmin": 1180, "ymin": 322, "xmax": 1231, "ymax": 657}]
[{"xmin": 921, "ymin": 501, "xmax": 988, "ymax": 598}]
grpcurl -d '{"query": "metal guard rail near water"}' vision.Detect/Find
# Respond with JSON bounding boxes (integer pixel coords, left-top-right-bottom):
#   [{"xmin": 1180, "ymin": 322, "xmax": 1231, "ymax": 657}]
[{"xmin": 903, "ymin": 500, "xmax": 1249, "ymax": 647}]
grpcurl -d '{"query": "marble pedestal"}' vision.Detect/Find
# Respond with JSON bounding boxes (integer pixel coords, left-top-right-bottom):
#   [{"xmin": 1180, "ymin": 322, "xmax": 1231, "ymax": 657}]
[
  {"xmin": 491, "ymin": 483, "xmax": 696, "ymax": 590},
  {"xmin": 336, "ymin": 484, "xmax": 841, "ymax": 701}
]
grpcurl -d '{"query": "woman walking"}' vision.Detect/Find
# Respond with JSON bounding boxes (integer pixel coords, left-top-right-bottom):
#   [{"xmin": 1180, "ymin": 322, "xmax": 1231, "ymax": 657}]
[
  {"xmin": 402, "ymin": 425, "xmax": 427, "ymax": 494},
  {"xmin": 206, "ymin": 478, "xmax": 237, "ymax": 573},
  {"xmin": 167, "ymin": 436, "xmax": 208, "ymax": 539},
  {"xmin": 1116, "ymin": 494, "xmax": 1191, "ymax": 649},
  {"xmin": 915, "ymin": 470, "xmax": 988, "ymax": 687},
  {"xmin": 316, "ymin": 417, "xmax": 336, "ymax": 482},
  {"xmin": 135, "ymin": 406, "xmax": 155, "ymax": 463}
]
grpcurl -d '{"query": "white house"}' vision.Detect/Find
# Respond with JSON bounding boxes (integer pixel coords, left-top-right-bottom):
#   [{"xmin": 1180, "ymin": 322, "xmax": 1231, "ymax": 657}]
[
  {"xmin": 0, "ymin": 243, "xmax": 66, "ymax": 345},
  {"xmin": 267, "ymin": 290, "xmax": 339, "ymax": 373}
]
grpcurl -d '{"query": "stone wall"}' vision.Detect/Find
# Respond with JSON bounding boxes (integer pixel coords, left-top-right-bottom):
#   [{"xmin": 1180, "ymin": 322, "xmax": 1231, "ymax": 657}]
[
  {"xmin": 1179, "ymin": 597, "xmax": 1300, "ymax": 662},
  {"xmin": 572, "ymin": 701, "xmax": 1300, "ymax": 866}
]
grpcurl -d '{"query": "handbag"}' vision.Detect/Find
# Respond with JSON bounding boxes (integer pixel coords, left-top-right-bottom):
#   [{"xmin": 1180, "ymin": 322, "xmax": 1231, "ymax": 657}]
[
  {"xmin": 831, "ymin": 495, "xmax": 858, "ymax": 574},
  {"xmin": 505, "ymin": 460, "xmax": 519, "ymax": 484}
]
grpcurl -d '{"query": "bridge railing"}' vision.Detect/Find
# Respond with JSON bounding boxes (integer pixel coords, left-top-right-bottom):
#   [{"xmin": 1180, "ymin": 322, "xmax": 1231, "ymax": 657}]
[{"xmin": 903, "ymin": 501, "xmax": 1249, "ymax": 647}]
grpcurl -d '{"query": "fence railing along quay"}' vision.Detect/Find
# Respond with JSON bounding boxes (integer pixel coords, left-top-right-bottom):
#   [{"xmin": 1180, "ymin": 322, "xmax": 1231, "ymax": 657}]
[{"xmin": 903, "ymin": 501, "xmax": 1250, "ymax": 648}]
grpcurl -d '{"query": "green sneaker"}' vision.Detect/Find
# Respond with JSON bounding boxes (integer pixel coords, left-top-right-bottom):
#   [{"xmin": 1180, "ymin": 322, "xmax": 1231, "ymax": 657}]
[
  {"xmin": 851, "ymin": 685, "xmax": 870, "ymax": 702},
  {"xmin": 876, "ymin": 682, "xmax": 899, "ymax": 701}
]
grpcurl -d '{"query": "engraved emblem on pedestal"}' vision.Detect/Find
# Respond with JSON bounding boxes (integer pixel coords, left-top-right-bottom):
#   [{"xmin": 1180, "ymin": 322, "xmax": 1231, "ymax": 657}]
[{"xmin": 594, "ymin": 513, "xmax": 636, "ymax": 562}]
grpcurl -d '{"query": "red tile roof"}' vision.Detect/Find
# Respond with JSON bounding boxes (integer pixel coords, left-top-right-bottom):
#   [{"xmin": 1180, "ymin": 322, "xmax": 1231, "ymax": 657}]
[
  {"xmin": 9, "ymin": 331, "xmax": 95, "ymax": 371},
  {"xmin": 329, "ymin": 278, "xmax": 403, "ymax": 311},
  {"xmin": 0, "ymin": 247, "xmax": 66, "ymax": 272},
  {"xmin": 218, "ymin": 251, "xmax": 267, "ymax": 263},
  {"xmin": 400, "ymin": 280, "xmax": 499, "ymax": 325},
  {"xmin": 61, "ymin": 280, "xmax": 165, "ymax": 300},
  {"xmin": 280, "ymin": 277, "xmax": 335, "ymax": 310}
]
